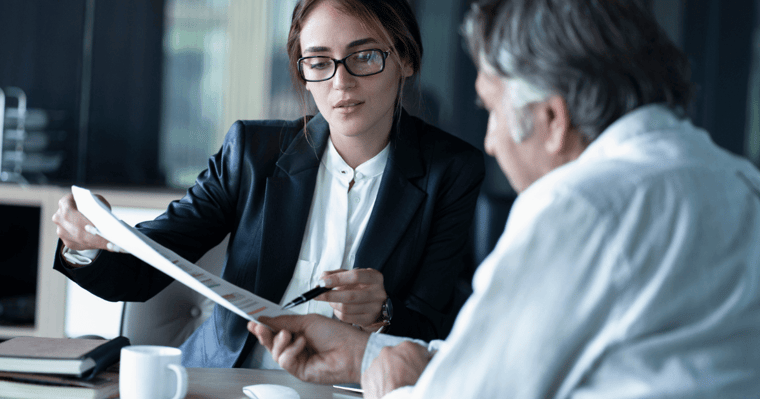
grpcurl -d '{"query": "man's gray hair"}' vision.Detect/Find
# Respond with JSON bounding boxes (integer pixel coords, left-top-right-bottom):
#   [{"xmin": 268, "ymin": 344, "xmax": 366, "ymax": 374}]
[{"xmin": 463, "ymin": 0, "xmax": 695, "ymax": 142}]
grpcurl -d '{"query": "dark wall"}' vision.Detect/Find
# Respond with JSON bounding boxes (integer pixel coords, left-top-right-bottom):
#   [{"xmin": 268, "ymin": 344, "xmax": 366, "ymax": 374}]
[
  {"xmin": 0, "ymin": 0, "xmax": 165, "ymax": 187},
  {"xmin": 86, "ymin": 1, "xmax": 165, "ymax": 186},
  {"xmin": 682, "ymin": 0, "xmax": 756, "ymax": 156},
  {"xmin": 0, "ymin": 1, "xmax": 86, "ymax": 184}
]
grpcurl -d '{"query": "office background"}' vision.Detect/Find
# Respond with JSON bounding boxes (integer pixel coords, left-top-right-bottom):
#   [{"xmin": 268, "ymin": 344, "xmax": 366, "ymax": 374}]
[
  {"xmin": 1, "ymin": 0, "xmax": 758, "ymax": 194},
  {"xmin": 0, "ymin": 0, "xmax": 758, "ymax": 339}
]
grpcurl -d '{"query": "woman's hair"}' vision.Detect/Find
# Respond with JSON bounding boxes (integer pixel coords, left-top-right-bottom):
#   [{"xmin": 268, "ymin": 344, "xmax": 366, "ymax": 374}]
[
  {"xmin": 462, "ymin": 0, "xmax": 695, "ymax": 142},
  {"xmin": 287, "ymin": 0, "xmax": 423, "ymax": 117}
]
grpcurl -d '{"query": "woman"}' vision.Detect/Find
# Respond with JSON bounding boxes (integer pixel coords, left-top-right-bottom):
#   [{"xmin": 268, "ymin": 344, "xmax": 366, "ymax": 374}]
[{"xmin": 53, "ymin": 0, "xmax": 484, "ymax": 368}]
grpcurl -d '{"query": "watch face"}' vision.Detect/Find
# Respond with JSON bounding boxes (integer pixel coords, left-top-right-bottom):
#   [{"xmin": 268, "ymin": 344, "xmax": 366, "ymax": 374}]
[{"xmin": 383, "ymin": 297, "xmax": 393, "ymax": 321}]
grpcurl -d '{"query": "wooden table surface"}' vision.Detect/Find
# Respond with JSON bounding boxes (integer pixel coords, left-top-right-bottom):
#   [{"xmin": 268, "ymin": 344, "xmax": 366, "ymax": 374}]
[{"xmin": 185, "ymin": 368, "xmax": 363, "ymax": 399}]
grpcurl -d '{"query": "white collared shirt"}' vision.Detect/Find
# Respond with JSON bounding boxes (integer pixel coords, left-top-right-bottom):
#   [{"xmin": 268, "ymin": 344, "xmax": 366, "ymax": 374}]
[
  {"xmin": 246, "ymin": 137, "xmax": 389, "ymax": 369},
  {"xmin": 365, "ymin": 105, "xmax": 760, "ymax": 398},
  {"xmin": 279, "ymin": 138, "xmax": 389, "ymax": 315}
]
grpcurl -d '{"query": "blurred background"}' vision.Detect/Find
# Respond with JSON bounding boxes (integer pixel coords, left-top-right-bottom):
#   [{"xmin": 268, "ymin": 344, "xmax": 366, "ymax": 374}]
[{"xmin": 0, "ymin": 0, "xmax": 757, "ymax": 196}]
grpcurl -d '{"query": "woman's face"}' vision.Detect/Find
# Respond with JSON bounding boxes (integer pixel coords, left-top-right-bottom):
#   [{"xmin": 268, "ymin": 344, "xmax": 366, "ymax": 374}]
[{"xmin": 299, "ymin": 1, "xmax": 412, "ymax": 142}]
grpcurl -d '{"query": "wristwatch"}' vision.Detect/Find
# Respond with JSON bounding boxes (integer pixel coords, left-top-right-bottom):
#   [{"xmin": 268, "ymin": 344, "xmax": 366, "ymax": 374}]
[{"xmin": 378, "ymin": 297, "xmax": 393, "ymax": 332}]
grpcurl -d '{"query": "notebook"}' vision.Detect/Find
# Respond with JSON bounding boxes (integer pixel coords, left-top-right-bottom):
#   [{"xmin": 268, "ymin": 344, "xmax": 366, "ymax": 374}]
[
  {"xmin": 0, "ymin": 336, "xmax": 129, "ymax": 378},
  {"xmin": 0, "ymin": 369, "xmax": 119, "ymax": 399}
]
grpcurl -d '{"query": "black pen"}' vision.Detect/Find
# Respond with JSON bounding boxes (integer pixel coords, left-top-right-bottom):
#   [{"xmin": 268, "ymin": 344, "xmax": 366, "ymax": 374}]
[{"xmin": 282, "ymin": 286, "xmax": 332, "ymax": 310}]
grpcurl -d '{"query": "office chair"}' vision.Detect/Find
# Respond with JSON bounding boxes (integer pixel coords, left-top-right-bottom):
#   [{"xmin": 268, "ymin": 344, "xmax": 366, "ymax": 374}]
[
  {"xmin": 441, "ymin": 191, "xmax": 515, "ymax": 338},
  {"xmin": 119, "ymin": 236, "xmax": 229, "ymax": 347}
]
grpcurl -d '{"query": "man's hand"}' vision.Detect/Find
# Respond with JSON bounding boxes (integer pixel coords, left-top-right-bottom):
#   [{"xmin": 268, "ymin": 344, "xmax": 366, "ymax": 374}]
[
  {"xmin": 52, "ymin": 193, "xmax": 123, "ymax": 258},
  {"xmin": 248, "ymin": 314, "xmax": 371, "ymax": 384},
  {"xmin": 362, "ymin": 341, "xmax": 433, "ymax": 399},
  {"xmin": 315, "ymin": 268, "xmax": 387, "ymax": 328}
]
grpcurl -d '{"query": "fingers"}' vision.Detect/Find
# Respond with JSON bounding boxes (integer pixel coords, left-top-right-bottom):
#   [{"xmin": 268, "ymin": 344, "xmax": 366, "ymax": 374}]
[
  {"xmin": 316, "ymin": 269, "xmax": 386, "ymax": 304},
  {"xmin": 52, "ymin": 194, "xmax": 107, "ymax": 251},
  {"xmin": 319, "ymin": 268, "xmax": 384, "ymax": 287},
  {"xmin": 248, "ymin": 319, "xmax": 302, "ymax": 369},
  {"xmin": 276, "ymin": 335, "xmax": 307, "ymax": 373},
  {"xmin": 318, "ymin": 287, "xmax": 386, "ymax": 305},
  {"xmin": 52, "ymin": 193, "xmax": 125, "ymax": 253},
  {"xmin": 85, "ymin": 225, "xmax": 127, "ymax": 253},
  {"xmin": 271, "ymin": 329, "xmax": 294, "ymax": 361},
  {"xmin": 329, "ymin": 301, "xmax": 383, "ymax": 314},
  {"xmin": 259, "ymin": 327, "xmax": 309, "ymax": 376},
  {"xmin": 255, "ymin": 315, "xmax": 319, "ymax": 341},
  {"xmin": 248, "ymin": 321, "xmax": 275, "ymax": 350},
  {"xmin": 315, "ymin": 269, "xmax": 387, "ymax": 326}
]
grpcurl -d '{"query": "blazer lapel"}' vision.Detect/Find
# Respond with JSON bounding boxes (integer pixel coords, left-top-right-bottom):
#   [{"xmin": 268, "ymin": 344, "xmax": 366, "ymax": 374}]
[
  {"xmin": 355, "ymin": 111, "xmax": 426, "ymax": 272},
  {"xmin": 255, "ymin": 114, "xmax": 330, "ymax": 303}
]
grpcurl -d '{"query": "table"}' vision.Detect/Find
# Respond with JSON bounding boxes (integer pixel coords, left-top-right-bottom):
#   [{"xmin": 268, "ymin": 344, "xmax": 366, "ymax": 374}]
[{"xmin": 185, "ymin": 368, "xmax": 363, "ymax": 399}]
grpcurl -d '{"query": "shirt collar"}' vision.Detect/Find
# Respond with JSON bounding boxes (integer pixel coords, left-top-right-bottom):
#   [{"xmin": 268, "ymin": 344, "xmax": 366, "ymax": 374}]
[
  {"xmin": 578, "ymin": 104, "xmax": 694, "ymax": 163},
  {"xmin": 323, "ymin": 138, "xmax": 390, "ymax": 180}
]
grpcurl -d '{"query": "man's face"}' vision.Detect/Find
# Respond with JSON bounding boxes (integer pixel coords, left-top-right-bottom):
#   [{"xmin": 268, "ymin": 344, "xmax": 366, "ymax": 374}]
[{"xmin": 475, "ymin": 69, "xmax": 550, "ymax": 193}]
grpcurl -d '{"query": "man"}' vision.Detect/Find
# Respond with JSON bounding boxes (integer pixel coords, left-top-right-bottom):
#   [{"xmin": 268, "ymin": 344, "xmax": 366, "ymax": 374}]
[{"xmin": 249, "ymin": 0, "xmax": 760, "ymax": 397}]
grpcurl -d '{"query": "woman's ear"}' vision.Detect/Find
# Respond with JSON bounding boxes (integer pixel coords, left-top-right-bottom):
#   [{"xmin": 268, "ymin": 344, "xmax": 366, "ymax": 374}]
[{"xmin": 401, "ymin": 60, "xmax": 414, "ymax": 78}]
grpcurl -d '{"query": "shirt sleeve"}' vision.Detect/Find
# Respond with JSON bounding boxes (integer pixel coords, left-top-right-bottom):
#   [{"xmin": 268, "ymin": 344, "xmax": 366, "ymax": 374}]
[
  {"xmin": 382, "ymin": 386, "xmax": 415, "ymax": 399},
  {"xmin": 61, "ymin": 247, "xmax": 101, "ymax": 266},
  {"xmin": 361, "ymin": 332, "xmax": 438, "ymax": 374}
]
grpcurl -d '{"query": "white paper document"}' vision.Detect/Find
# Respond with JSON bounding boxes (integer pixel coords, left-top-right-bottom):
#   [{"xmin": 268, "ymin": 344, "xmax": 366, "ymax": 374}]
[{"xmin": 71, "ymin": 185, "xmax": 293, "ymax": 323}]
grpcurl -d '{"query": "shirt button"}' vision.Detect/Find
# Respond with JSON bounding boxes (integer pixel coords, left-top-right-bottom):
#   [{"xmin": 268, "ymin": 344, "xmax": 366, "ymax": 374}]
[
  {"xmin": 356, "ymin": 172, "xmax": 363, "ymax": 179},
  {"xmin": 353, "ymin": 197, "xmax": 360, "ymax": 203}
]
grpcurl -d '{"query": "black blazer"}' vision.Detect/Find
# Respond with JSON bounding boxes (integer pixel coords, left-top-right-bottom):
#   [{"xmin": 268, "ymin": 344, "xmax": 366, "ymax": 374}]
[{"xmin": 54, "ymin": 109, "xmax": 485, "ymax": 367}]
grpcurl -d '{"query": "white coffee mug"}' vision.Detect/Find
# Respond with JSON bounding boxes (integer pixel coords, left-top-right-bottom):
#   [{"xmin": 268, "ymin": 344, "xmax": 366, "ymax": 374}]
[{"xmin": 119, "ymin": 345, "xmax": 188, "ymax": 399}]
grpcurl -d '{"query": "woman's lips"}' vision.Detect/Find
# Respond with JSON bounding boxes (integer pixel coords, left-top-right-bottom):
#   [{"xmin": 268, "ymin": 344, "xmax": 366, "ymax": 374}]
[{"xmin": 334, "ymin": 100, "xmax": 364, "ymax": 113}]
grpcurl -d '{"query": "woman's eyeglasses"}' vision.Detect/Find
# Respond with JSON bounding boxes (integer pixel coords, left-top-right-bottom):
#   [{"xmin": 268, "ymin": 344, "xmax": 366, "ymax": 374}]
[{"xmin": 298, "ymin": 49, "xmax": 390, "ymax": 82}]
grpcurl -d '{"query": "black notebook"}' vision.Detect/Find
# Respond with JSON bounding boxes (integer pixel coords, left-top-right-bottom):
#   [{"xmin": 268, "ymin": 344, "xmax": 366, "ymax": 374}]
[{"xmin": 0, "ymin": 336, "xmax": 129, "ymax": 378}]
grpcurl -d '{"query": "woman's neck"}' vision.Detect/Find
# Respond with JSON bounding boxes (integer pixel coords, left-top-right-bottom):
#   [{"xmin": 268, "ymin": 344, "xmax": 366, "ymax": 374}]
[{"xmin": 330, "ymin": 129, "xmax": 391, "ymax": 169}]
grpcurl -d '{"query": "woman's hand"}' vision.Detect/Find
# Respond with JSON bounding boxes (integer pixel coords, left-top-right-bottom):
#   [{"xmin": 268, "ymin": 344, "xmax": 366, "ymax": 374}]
[
  {"xmin": 51, "ymin": 193, "xmax": 123, "ymax": 255},
  {"xmin": 314, "ymin": 268, "xmax": 387, "ymax": 328}
]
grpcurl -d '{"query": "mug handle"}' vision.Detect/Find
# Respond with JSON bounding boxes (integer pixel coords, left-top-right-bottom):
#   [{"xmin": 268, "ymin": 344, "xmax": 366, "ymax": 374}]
[{"xmin": 167, "ymin": 364, "xmax": 188, "ymax": 399}]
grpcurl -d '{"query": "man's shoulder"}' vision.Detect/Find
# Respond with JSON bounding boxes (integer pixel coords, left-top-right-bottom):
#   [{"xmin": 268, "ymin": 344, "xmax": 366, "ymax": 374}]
[{"xmin": 527, "ymin": 129, "xmax": 760, "ymax": 220}]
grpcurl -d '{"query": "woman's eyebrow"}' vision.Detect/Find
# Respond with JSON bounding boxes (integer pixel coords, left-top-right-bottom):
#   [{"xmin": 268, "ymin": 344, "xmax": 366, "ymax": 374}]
[
  {"xmin": 302, "ymin": 38, "xmax": 379, "ymax": 54},
  {"xmin": 347, "ymin": 38, "xmax": 377, "ymax": 48}
]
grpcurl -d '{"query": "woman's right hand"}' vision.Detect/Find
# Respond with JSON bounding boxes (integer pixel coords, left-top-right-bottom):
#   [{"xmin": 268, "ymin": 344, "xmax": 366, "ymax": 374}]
[{"xmin": 51, "ymin": 193, "xmax": 118, "ymax": 252}]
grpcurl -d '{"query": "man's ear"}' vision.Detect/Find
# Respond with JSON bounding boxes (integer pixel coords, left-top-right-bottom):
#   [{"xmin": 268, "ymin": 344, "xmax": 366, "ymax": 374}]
[{"xmin": 541, "ymin": 95, "xmax": 572, "ymax": 155}]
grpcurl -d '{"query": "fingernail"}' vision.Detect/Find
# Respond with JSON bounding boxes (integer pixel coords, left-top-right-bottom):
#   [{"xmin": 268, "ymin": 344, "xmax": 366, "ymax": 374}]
[
  {"xmin": 106, "ymin": 242, "xmax": 124, "ymax": 253},
  {"xmin": 84, "ymin": 225, "xmax": 98, "ymax": 235},
  {"xmin": 318, "ymin": 279, "xmax": 331, "ymax": 287}
]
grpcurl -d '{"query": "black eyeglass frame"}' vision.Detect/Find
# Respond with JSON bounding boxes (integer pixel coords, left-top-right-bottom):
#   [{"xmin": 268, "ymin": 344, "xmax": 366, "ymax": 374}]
[{"xmin": 297, "ymin": 49, "xmax": 391, "ymax": 82}]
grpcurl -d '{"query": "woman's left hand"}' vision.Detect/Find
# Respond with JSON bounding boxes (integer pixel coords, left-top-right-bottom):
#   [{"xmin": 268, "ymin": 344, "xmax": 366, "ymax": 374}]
[{"xmin": 314, "ymin": 268, "xmax": 388, "ymax": 328}]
